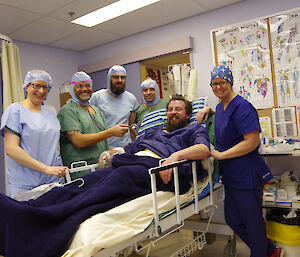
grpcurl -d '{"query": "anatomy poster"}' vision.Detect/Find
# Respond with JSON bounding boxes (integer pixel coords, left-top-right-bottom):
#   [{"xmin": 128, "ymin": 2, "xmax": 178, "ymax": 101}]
[
  {"xmin": 270, "ymin": 10, "xmax": 300, "ymax": 107},
  {"xmin": 214, "ymin": 19, "xmax": 274, "ymax": 108}
]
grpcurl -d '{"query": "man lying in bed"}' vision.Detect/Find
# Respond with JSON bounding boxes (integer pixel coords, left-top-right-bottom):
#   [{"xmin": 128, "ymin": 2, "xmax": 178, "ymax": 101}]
[
  {"xmin": 99, "ymin": 94, "xmax": 210, "ymax": 187},
  {"xmin": 0, "ymin": 95, "xmax": 210, "ymax": 257}
]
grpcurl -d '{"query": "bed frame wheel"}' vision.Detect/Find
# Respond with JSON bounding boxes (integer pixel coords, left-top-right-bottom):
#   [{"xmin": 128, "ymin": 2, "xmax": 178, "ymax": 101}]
[{"xmin": 223, "ymin": 234, "xmax": 236, "ymax": 257}]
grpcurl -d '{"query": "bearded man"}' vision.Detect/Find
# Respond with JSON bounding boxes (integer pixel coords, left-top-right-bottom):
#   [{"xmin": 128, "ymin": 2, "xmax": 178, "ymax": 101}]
[{"xmin": 90, "ymin": 65, "xmax": 139, "ymax": 148}]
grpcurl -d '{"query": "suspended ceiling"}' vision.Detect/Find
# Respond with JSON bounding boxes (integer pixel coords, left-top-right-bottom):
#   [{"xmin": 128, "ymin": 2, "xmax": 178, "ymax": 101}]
[{"xmin": 0, "ymin": 0, "xmax": 243, "ymax": 51}]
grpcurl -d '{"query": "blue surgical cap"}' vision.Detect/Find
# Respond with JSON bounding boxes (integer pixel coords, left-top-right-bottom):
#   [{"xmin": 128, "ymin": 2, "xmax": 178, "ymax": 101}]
[
  {"xmin": 70, "ymin": 71, "xmax": 93, "ymax": 106},
  {"xmin": 23, "ymin": 70, "xmax": 52, "ymax": 95},
  {"xmin": 211, "ymin": 65, "xmax": 233, "ymax": 86},
  {"xmin": 107, "ymin": 65, "xmax": 126, "ymax": 96},
  {"xmin": 141, "ymin": 78, "xmax": 160, "ymax": 106}
]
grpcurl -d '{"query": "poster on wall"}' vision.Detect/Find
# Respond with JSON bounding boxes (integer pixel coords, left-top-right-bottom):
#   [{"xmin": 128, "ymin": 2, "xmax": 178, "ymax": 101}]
[
  {"xmin": 215, "ymin": 19, "xmax": 274, "ymax": 109},
  {"xmin": 270, "ymin": 10, "xmax": 300, "ymax": 107}
]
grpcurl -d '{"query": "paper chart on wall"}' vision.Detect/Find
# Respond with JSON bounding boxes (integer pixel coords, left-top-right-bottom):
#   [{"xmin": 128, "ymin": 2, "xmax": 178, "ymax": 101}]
[
  {"xmin": 259, "ymin": 117, "xmax": 272, "ymax": 137},
  {"xmin": 272, "ymin": 107, "xmax": 297, "ymax": 137},
  {"xmin": 270, "ymin": 10, "xmax": 300, "ymax": 107},
  {"xmin": 215, "ymin": 20, "xmax": 274, "ymax": 108}
]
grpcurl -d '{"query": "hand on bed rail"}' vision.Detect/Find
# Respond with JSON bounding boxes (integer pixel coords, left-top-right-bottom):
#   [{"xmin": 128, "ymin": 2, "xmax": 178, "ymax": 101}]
[
  {"xmin": 159, "ymin": 144, "xmax": 210, "ymax": 184},
  {"xmin": 44, "ymin": 166, "xmax": 69, "ymax": 178},
  {"xmin": 159, "ymin": 153, "xmax": 180, "ymax": 184}
]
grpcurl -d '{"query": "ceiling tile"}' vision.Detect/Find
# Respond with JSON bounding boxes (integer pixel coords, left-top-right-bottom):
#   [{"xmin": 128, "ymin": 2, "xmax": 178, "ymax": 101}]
[
  {"xmin": 0, "ymin": 0, "xmax": 246, "ymax": 51},
  {"xmin": 9, "ymin": 17, "xmax": 82, "ymax": 45},
  {"xmin": 94, "ymin": 0, "xmax": 208, "ymax": 36},
  {"xmin": 49, "ymin": 28, "xmax": 123, "ymax": 51},
  {"xmin": 0, "ymin": 0, "xmax": 76, "ymax": 14},
  {"xmin": 49, "ymin": 0, "xmax": 115, "ymax": 21},
  {"xmin": 0, "ymin": 4, "xmax": 40, "ymax": 34},
  {"xmin": 194, "ymin": 0, "xmax": 243, "ymax": 10}
]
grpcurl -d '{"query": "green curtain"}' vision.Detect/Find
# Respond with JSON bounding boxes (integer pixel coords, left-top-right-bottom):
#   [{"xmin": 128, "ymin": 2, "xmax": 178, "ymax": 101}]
[
  {"xmin": 1, "ymin": 40, "xmax": 23, "ymax": 194},
  {"xmin": 1, "ymin": 40, "xmax": 24, "ymax": 110}
]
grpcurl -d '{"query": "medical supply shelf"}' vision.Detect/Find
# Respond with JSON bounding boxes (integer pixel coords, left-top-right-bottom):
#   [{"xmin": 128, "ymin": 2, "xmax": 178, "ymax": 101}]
[
  {"xmin": 262, "ymin": 151, "xmax": 300, "ymax": 257},
  {"xmin": 261, "ymin": 152, "xmax": 300, "ymax": 209}
]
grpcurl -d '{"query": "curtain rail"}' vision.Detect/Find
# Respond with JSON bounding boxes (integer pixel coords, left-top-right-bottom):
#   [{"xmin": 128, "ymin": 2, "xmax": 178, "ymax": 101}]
[{"xmin": 0, "ymin": 34, "xmax": 12, "ymax": 43}]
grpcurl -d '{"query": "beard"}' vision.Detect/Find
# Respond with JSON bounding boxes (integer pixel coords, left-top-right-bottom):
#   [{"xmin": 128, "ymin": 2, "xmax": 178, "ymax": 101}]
[
  {"xmin": 111, "ymin": 82, "xmax": 125, "ymax": 95},
  {"xmin": 75, "ymin": 90, "xmax": 92, "ymax": 102},
  {"xmin": 166, "ymin": 116, "xmax": 188, "ymax": 132},
  {"xmin": 78, "ymin": 94, "xmax": 91, "ymax": 101}
]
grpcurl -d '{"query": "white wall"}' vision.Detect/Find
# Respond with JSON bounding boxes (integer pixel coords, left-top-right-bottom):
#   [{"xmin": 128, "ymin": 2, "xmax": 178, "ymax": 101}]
[
  {"xmin": 79, "ymin": 0, "xmax": 300, "ymax": 108},
  {"xmin": 15, "ymin": 41, "xmax": 80, "ymax": 111}
]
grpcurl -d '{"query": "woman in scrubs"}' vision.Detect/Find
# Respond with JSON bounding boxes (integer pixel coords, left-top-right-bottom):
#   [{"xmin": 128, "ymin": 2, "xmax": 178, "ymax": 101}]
[
  {"xmin": 0, "ymin": 70, "xmax": 68, "ymax": 199},
  {"xmin": 197, "ymin": 65, "xmax": 282, "ymax": 257}
]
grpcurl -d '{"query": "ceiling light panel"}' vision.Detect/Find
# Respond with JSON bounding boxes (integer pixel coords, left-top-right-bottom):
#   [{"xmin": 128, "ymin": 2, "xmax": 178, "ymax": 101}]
[{"xmin": 71, "ymin": 0, "xmax": 160, "ymax": 27}]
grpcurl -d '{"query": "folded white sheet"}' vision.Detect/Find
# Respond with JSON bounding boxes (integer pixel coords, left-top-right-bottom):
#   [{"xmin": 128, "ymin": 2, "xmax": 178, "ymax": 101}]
[{"xmin": 62, "ymin": 178, "xmax": 208, "ymax": 257}]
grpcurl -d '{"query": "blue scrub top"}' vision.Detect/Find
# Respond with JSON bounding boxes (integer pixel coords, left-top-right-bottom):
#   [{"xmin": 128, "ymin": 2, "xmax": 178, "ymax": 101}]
[
  {"xmin": 90, "ymin": 89, "xmax": 139, "ymax": 148},
  {"xmin": 0, "ymin": 103, "xmax": 63, "ymax": 198},
  {"xmin": 215, "ymin": 95, "xmax": 272, "ymax": 189}
]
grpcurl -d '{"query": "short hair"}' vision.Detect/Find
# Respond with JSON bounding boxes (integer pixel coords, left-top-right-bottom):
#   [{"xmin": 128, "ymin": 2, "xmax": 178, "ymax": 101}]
[{"xmin": 167, "ymin": 95, "xmax": 193, "ymax": 117}]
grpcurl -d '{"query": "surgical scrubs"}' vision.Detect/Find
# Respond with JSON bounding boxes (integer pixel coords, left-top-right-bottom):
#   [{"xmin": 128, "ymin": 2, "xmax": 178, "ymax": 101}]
[
  {"xmin": 57, "ymin": 102, "xmax": 108, "ymax": 179},
  {"xmin": 90, "ymin": 89, "xmax": 139, "ymax": 148},
  {"xmin": 215, "ymin": 95, "xmax": 274, "ymax": 257},
  {"xmin": 0, "ymin": 103, "xmax": 63, "ymax": 198}
]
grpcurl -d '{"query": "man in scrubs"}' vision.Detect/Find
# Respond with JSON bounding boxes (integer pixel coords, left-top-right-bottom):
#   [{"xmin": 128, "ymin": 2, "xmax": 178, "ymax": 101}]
[
  {"xmin": 57, "ymin": 71, "xmax": 128, "ymax": 179},
  {"xmin": 134, "ymin": 78, "xmax": 169, "ymax": 131},
  {"xmin": 90, "ymin": 65, "xmax": 139, "ymax": 148},
  {"xmin": 197, "ymin": 65, "xmax": 283, "ymax": 257}
]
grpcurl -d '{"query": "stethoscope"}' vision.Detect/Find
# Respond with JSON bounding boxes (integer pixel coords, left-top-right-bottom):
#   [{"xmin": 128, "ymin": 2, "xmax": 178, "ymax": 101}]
[{"xmin": 87, "ymin": 106, "xmax": 105, "ymax": 131}]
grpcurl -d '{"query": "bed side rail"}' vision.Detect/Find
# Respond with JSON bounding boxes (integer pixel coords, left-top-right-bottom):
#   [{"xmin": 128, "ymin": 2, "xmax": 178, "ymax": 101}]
[
  {"xmin": 65, "ymin": 161, "xmax": 100, "ymax": 183},
  {"xmin": 148, "ymin": 158, "xmax": 214, "ymax": 237}
]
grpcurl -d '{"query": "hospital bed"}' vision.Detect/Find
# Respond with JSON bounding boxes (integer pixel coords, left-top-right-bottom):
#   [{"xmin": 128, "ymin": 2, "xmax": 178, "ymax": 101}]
[
  {"xmin": 62, "ymin": 156, "xmax": 223, "ymax": 257},
  {"xmin": 14, "ymin": 97, "xmax": 231, "ymax": 257},
  {"xmin": 61, "ymin": 97, "xmax": 233, "ymax": 257}
]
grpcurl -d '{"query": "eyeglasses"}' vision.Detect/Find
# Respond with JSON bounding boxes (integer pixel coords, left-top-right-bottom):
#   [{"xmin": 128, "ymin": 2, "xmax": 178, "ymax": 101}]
[
  {"xmin": 75, "ymin": 84, "xmax": 92, "ymax": 89},
  {"xmin": 30, "ymin": 83, "xmax": 49, "ymax": 91},
  {"xmin": 111, "ymin": 75, "xmax": 126, "ymax": 80},
  {"xmin": 211, "ymin": 81, "xmax": 228, "ymax": 88}
]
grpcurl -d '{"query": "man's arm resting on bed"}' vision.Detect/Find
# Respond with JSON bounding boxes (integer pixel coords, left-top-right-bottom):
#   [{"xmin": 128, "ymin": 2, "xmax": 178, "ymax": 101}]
[{"xmin": 159, "ymin": 144, "xmax": 210, "ymax": 184}]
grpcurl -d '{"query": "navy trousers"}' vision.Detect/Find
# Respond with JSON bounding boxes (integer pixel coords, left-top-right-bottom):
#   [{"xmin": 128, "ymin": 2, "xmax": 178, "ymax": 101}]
[{"xmin": 224, "ymin": 172, "xmax": 275, "ymax": 257}]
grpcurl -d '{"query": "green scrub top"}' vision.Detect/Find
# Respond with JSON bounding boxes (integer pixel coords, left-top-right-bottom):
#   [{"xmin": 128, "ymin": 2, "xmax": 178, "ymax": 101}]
[
  {"xmin": 135, "ymin": 98, "xmax": 169, "ymax": 127},
  {"xmin": 57, "ymin": 102, "xmax": 108, "ymax": 180}
]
